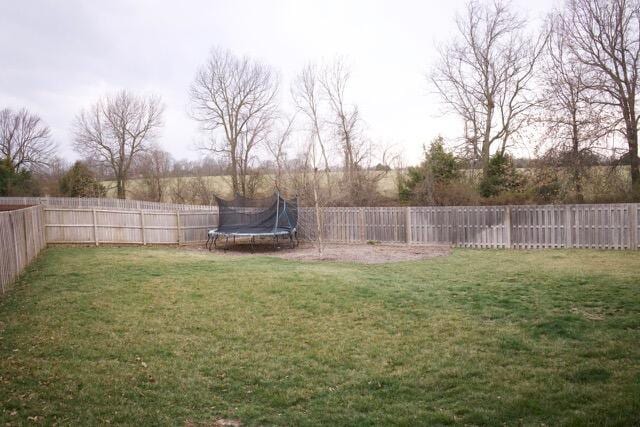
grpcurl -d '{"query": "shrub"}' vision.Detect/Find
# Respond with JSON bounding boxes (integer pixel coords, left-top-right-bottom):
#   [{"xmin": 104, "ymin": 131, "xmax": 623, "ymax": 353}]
[
  {"xmin": 398, "ymin": 136, "xmax": 460, "ymax": 205},
  {"xmin": 0, "ymin": 158, "xmax": 41, "ymax": 196},
  {"xmin": 478, "ymin": 153, "xmax": 523, "ymax": 197},
  {"xmin": 59, "ymin": 161, "xmax": 106, "ymax": 197},
  {"xmin": 530, "ymin": 165, "xmax": 563, "ymax": 203}
]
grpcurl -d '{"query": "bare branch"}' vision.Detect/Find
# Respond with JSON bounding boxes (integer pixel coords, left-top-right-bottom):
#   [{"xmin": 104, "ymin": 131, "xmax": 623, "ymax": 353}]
[
  {"xmin": 430, "ymin": 0, "xmax": 546, "ymax": 176},
  {"xmin": 561, "ymin": 0, "xmax": 640, "ymax": 193},
  {"xmin": 0, "ymin": 107, "xmax": 55, "ymax": 172},
  {"xmin": 190, "ymin": 48, "xmax": 279, "ymax": 196},
  {"xmin": 73, "ymin": 90, "xmax": 164, "ymax": 199}
]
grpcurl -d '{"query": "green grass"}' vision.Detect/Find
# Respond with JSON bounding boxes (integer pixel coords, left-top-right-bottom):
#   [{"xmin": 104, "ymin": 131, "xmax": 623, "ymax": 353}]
[{"xmin": 1, "ymin": 248, "xmax": 639, "ymax": 425}]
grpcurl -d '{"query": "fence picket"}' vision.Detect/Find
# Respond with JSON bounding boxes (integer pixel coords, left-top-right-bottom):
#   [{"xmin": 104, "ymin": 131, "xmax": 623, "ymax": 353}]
[
  {"xmin": 0, "ymin": 206, "xmax": 46, "ymax": 291},
  {"xmin": 2, "ymin": 198, "xmax": 638, "ymax": 253}
]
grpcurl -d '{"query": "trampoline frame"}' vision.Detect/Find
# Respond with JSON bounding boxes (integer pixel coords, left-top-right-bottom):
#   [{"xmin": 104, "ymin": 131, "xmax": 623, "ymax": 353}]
[{"xmin": 206, "ymin": 228, "xmax": 299, "ymax": 252}]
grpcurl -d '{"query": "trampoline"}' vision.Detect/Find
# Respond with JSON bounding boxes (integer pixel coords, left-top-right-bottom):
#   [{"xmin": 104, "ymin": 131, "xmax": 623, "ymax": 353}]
[{"xmin": 206, "ymin": 192, "xmax": 299, "ymax": 252}]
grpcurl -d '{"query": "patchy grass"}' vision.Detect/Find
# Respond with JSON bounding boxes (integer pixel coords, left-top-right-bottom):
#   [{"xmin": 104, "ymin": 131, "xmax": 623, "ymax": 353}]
[{"xmin": 0, "ymin": 247, "xmax": 639, "ymax": 425}]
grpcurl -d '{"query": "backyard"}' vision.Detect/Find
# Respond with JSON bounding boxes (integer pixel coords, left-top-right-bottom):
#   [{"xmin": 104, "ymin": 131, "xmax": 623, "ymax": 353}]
[{"xmin": 0, "ymin": 247, "xmax": 639, "ymax": 425}]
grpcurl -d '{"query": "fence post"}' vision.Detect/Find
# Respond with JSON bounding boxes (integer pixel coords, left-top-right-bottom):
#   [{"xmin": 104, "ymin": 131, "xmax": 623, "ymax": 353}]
[
  {"xmin": 359, "ymin": 208, "xmax": 366, "ymax": 242},
  {"xmin": 405, "ymin": 207, "xmax": 412, "ymax": 244},
  {"xmin": 565, "ymin": 205, "xmax": 572, "ymax": 248},
  {"xmin": 22, "ymin": 210, "xmax": 29, "ymax": 261},
  {"xmin": 176, "ymin": 211, "xmax": 182, "ymax": 245},
  {"xmin": 629, "ymin": 203, "xmax": 638, "ymax": 250},
  {"xmin": 9, "ymin": 212, "xmax": 20, "ymax": 273},
  {"xmin": 504, "ymin": 206, "xmax": 512, "ymax": 249},
  {"xmin": 140, "ymin": 209, "xmax": 146, "ymax": 245},
  {"xmin": 41, "ymin": 206, "xmax": 46, "ymax": 246},
  {"xmin": 92, "ymin": 209, "xmax": 99, "ymax": 246}
]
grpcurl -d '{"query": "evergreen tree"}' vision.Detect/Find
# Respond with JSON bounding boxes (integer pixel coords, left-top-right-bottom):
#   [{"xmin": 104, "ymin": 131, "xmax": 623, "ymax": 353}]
[
  {"xmin": 0, "ymin": 158, "xmax": 41, "ymax": 196},
  {"xmin": 398, "ymin": 136, "xmax": 459, "ymax": 204},
  {"xmin": 478, "ymin": 153, "xmax": 522, "ymax": 197},
  {"xmin": 59, "ymin": 161, "xmax": 106, "ymax": 197}
]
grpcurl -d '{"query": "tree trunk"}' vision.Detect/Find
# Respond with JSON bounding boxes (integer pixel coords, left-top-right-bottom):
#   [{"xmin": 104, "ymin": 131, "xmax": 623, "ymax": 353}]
[
  {"xmin": 481, "ymin": 142, "xmax": 492, "ymax": 179},
  {"xmin": 230, "ymin": 155, "xmax": 239, "ymax": 195},
  {"xmin": 312, "ymin": 168, "xmax": 323, "ymax": 255},
  {"xmin": 481, "ymin": 103, "xmax": 494, "ymax": 179},
  {"xmin": 629, "ymin": 127, "xmax": 640, "ymax": 197},
  {"xmin": 116, "ymin": 178, "xmax": 126, "ymax": 199},
  {"xmin": 572, "ymin": 119, "xmax": 583, "ymax": 201}
]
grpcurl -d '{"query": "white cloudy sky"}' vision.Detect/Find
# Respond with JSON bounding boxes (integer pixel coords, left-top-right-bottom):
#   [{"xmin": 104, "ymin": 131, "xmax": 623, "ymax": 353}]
[{"xmin": 0, "ymin": 0, "xmax": 557, "ymax": 166}]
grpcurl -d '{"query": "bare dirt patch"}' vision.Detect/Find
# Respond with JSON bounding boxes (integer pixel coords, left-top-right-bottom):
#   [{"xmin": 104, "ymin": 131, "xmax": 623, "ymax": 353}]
[
  {"xmin": 188, "ymin": 241, "xmax": 451, "ymax": 264},
  {"xmin": 0, "ymin": 204, "xmax": 33, "ymax": 211},
  {"xmin": 185, "ymin": 419, "xmax": 242, "ymax": 427}
]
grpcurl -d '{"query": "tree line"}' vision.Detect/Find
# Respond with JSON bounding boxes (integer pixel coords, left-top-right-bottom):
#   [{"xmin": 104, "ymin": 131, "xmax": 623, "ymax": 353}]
[{"xmin": 2, "ymin": 0, "xmax": 640, "ymax": 207}]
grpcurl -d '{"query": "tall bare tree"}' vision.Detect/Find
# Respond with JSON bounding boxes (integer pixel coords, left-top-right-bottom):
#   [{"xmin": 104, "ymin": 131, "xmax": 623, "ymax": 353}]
[
  {"xmin": 300, "ymin": 122, "xmax": 327, "ymax": 254},
  {"xmin": 291, "ymin": 63, "xmax": 336, "ymax": 253},
  {"xmin": 537, "ymin": 15, "xmax": 608, "ymax": 199},
  {"xmin": 190, "ymin": 48, "xmax": 279, "ymax": 196},
  {"xmin": 320, "ymin": 59, "xmax": 367, "ymax": 190},
  {"xmin": 293, "ymin": 59, "xmax": 391, "ymax": 207},
  {"xmin": 73, "ymin": 90, "xmax": 164, "ymax": 199},
  {"xmin": 292, "ymin": 63, "xmax": 332, "ymax": 190},
  {"xmin": 0, "ymin": 107, "xmax": 55, "ymax": 171},
  {"xmin": 265, "ymin": 114, "xmax": 296, "ymax": 191},
  {"xmin": 431, "ymin": 0, "xmax": 546, "ymax": 177},
  {"xmin": 135, "ymin": 147, "xmax": 173, "ymax": 202},
  {"xmin": 561, "ymin": 0, "xmax": 640, "ymax": 195}
]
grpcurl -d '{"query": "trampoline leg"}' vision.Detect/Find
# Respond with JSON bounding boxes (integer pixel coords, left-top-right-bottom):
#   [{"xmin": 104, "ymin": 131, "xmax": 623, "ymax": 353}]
[
  {"xmin": 274, "ymin": 235, "xmax": 278, "ymax": 249},
  {"xmin": 213, "ymin": 235, "xmax": 218, "ymax": 249},
  {"xmin": 224, "ymin": 236, "xmax": 229, "ymax": 252},
  {"xmin": 250, "ymin": 236, "xmax": 255, "ymax": 253},
  {"xmin": 206, "ymin": 235, "xmax": 211, "ymax": 250}
]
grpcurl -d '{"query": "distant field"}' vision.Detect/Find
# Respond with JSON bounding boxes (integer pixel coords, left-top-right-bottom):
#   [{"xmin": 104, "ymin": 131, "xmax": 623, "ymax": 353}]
[
  {"xmin": 101, "ymin": 166, "xmax": 632, "ymax": 203},
  {"xmin": 101, "ymin": 171, "xmax": 401, "ymax": 201}
]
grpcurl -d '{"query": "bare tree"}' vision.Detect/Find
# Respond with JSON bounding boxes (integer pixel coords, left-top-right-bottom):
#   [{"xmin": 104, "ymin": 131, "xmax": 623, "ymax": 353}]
[
  {"xmin": 301, "ymin": 126, "xmax": 327, "ymax": 254},
  {"xmin": 190, "ymin": 48, "xmax": 279, "ymax": 196},
  {"xmin": 171, "ymin": 175, "xmax": 214, "ymax": 205},
  {"xmin": 293, "ymin": 59, "xmax": 391, "ymax": 206},
  {"xmin": 560, "ymin": 0, "xmax": 640, "ymax": 195},
  {"xmin": 292, "ymin": 63, "xmax": 332, "ymax": 193},
  {"xmin": 291, "ymin": 62, "xmax": 345, "ymax": 254},
  {"xmin": 320, "ymin": 59, "xmax": 368, "ymax": 191},
  {"xmin": 265, "ymin": 114, "xmax": 296, "ymax": 191},
  {"xmin": 73, "ymin": 90, "xmax": 163, "ymax": 199},
  {"xmin": 431, "ymin": 0, "xmax": 546, "ymax": 178},
  {"xmin": 134, "ymin": 147, "xmax": 173, "ymax": 202},
  {"xmin": 36, "ymin": 156, "xmax": 70, "ymax": 196},
  {"xmin": 0, "ymin": 107, "xmax": 55, "ymax": 171},
  {"xmin": 537, "ymin": 15, "xmax": 609, "ymax": 199}
]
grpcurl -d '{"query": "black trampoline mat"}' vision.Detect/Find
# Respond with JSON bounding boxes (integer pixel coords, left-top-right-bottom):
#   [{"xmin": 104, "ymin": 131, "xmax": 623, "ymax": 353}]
[{"xmin": 209, "ymin": 226, "xmax": 294, "ymax": 237}]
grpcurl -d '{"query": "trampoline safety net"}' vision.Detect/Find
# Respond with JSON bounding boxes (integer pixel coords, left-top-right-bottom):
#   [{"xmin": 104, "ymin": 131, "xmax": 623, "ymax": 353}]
[
  {"xmin": 207, "ymin": 193, "xmax": 298, "ymax": 251},
  {"xmin": 215, "ymin": 193, "xmax": 298, "ymax": 234}
]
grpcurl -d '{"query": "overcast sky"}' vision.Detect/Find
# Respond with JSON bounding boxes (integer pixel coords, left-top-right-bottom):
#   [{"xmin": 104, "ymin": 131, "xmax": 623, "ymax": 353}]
[{"xmin": 0, "ymin": 0, "xmax": 558, "ymax": 166}]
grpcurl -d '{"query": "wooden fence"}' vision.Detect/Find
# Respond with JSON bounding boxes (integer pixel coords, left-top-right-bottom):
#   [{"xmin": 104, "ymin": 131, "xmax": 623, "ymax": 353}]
[
  {"xmin": 0, "ymin": 196, "xmax": 213, "ymax": 211},
  {"xmin": 1, "ymin": 198, "xmax": 637, "ymax": 252},
  {"xmin": 299, "ymin": 204, "xmax": 640, "ymax": 249},
  {"xmin": 0, "ymin": 206, "xmax": 47, "ymax": 292},
  {"xmin": 44, "ymin": 208, "xmax": 218, "ymax": 245}
]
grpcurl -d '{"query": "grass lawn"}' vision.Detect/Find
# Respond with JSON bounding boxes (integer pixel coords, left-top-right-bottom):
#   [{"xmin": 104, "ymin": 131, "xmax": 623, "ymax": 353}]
[{"xmin": 1, "ymin": 247, "xmax": 639, "ymax": 425}]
